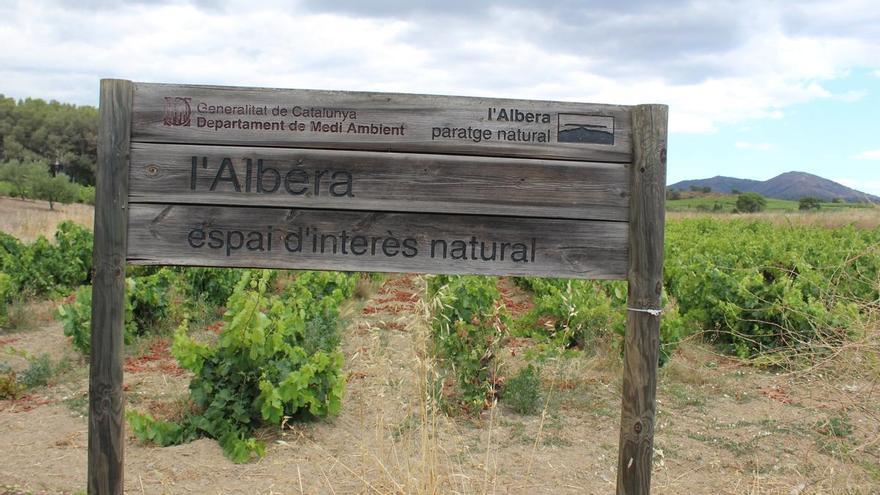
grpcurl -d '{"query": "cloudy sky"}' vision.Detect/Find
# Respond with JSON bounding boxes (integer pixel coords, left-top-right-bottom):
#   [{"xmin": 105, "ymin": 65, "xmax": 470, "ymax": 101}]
[{"xmin": 1, "ymin": 0, "xmax": 879, "ymax": 192}]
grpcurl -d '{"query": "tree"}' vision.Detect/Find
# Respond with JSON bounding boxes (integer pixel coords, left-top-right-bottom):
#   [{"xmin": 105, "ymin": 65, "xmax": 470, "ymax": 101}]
[
  {"xmin": 735, "ymin": 192, "xmax": 767, "ymax": 213},
  {"xmin": 666, "ymin": 188, "xmax": 681, "ymax": 200},
  {"xmin": 0, "ymin": 95, "xmax": 98, "ymax": 185},
  {"xmin": 799, "ymin": 197, "xmax": 822, "ymax": 211},
  {"xmin": 0, "ymin": 160, "xmax": 44, "ymax": 199},
  {"xmin": 0, "ymin": 159, "xmax": 84, "ymax": 208},
  {"xmin": 31, "ymin": 172, "xmax": 77, "ymax": 210}
]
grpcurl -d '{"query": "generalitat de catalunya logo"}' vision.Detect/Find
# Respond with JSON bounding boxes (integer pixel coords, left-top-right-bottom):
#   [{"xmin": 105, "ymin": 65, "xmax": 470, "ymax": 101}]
[{"xmin": 163, "ymin": 97, "xmax": 192, "ymax": 127}]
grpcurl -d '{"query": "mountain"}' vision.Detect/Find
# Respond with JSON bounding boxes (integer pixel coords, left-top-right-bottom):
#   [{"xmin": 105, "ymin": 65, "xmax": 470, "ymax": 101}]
[
  {"xmin": 669, "ymin": 176, "xmax": 763, "ymax": 195},
  {"xmin": 669, "ymin": 172, "xmax": 880, "ymax": 203}
]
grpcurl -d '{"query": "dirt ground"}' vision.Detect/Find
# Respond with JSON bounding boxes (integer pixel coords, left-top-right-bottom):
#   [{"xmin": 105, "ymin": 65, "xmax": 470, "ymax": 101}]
[{"xmin": 2, "ymin": 275, "xmax": 879, "ymax": 494}]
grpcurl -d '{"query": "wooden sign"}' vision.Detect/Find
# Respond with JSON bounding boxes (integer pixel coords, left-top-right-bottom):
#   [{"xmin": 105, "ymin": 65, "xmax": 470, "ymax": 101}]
[
  {"xmin": 126, "ymin": 83, "xmax": 639, "ymax": 277},
  {"xmin": 132, "ymin": 83, "xmax": 633, "ymax": 162},
  {"xmin": 129, "ymin": 144, "xmax": 630, "ymax": 221},
  {"xmin": 91, "ymin": 79, "xmax": 667, "ymax": 494},
  {"xmin": 129, "ymin": 204, "xmax": 628, "ymax": 278}
]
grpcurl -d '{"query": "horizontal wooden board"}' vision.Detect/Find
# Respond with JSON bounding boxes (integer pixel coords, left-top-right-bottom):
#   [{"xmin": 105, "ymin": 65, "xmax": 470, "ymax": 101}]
[
  {"xmin": 129, "ymin": 143, "xmax": 630, "ymax": 221},
  {"xmin": 127, "ymin": 204, "xmax": 628, "ymax": 279},
  {"xmin": 132, "ymin": 82, "xmax": 632, "ymax": 163}
]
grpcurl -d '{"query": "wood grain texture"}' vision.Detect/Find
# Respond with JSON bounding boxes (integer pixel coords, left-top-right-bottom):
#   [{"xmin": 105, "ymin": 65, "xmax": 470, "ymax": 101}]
[
  {"xmin": 131, "ymin": 82, "xmax": 632, "ymax": 163},
  {"xmin": 616, "ymin": 105, "xmax": 668, "ymax": 495},
  {"xmin": 127, "ymin": 204, "xmax": 628, "ymax": 279},
  {"xmin": 89, "ymin": 79, "xmax": 132, "ymax": 495},
  {"xmin": 129, "ymin": 143, "xmax": 630, "ymax": 221}
]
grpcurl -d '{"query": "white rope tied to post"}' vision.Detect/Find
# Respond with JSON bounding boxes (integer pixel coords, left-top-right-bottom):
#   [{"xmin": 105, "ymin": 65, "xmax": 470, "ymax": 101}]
[{"xmin": 627, "ymin": 307, "xmax": 663, "ymax": 317}]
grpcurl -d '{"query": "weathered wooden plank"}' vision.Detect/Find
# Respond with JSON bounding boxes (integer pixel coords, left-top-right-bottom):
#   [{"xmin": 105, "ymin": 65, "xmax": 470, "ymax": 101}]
[
  {"xmin": 129, "ymin": 143, "xmax": 630, "ymax": 221},
  {"xmin": 90, "ymin": 79, "xmax": 132, "ymax": 495},
  {"xmin": 617, "ymin": 104, "xmax": 667, "ymax": 495},
  {"xmin": 127, "ymin": 204, "xmax": 628, "ymax": 279},
  {"xmin": 131, "ymin": 82, "xmax": 632, "ymax": 163}
]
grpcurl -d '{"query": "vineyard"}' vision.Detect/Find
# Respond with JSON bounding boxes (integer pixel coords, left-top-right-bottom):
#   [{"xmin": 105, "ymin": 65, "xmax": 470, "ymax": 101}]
[{"xmin": 1, "ymin": 201, "xmax": 879, "ymax": 493}]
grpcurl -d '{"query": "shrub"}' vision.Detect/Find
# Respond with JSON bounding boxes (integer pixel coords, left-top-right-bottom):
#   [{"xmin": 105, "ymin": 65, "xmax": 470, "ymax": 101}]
[
  {"xmin": 426, "ymin": 274, "xmax": 456, "ymax": 296},
  {"xmin": 17, "ymin": 353, "xmax": 55, "ymax": 389},
  {"xmin": 54, "ymin": 221, "xmax": 92, "ymax": 283},
  {"xmin": 2, "ymin": 221, "xmax": 92, "ymax": 297},
  {"xmin": 664, "ymin": 218, "xmax": 870, "ymax": 357},
  {"xmin": 0, "ymin": 272, "xmax": 13, "ymax": 325},
  {"xmin": 0, "ymin": 232, "xmax": 22, "ymax": 261},
  {"xmin": 430, "ymin": 275, "xmax": 507, "ymax": 413},
  {"xmin": 503, "ymin": 365, "xmax": 542, "ymax": 415},
  {"xmin": 0, "ymin": 365, "xmax": 26, "ymax": 399},
  {"xmin": 76, "ymin": 184, "xmax": 96, "ymax": 205},
  {"xmin": 735, "ymin": 192, "xmax": 767, "ymax": 213},
  {"xmin": 281, "ymin": 271, "xmax": 355, "ymax": 355},
  {"xmin": 799, "ymin": 197, "xmax": 822, "ymax": 211},
  {"xmin": 283, "ymin": 270, "xmax": 355, "ymax": 315},
  {"xmin": 517, "ymin": 279, "xmax": 623, "ymax": 350},
  {"xmin": 513, "ymin": 277, "xmax": 689, "ymax": 366},
  {"xmin": 129, "ymin": 269, "xmax": 173, "ymax": 332},
  {"xmin": 5, "ymin": 237, "xmax": 67, "ymax": 296},
  {"xmin": 0, "ymin": 353, "xmax": 61, "ymax": 398},
  {"xmin": 130, "ymin": 270, "xmax": 348, "ymax": 462},
  {"xmin": 57, "ymin": 273, "xmax": 169, "ymax": 355},
  {"xmin": 177, "ymin": 267, "xmax": 243, "ymax": 308},
  {"xmin": 57, "ymin": 286, "xmax": 91, "ymax": 353},
  {"xmin": 657, "ymin": 297, "xmax": 693, "ymax": 365}
]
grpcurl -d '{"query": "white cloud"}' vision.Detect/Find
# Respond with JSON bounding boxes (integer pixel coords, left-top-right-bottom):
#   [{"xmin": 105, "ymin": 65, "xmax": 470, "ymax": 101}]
[
  {"xmin": 831, "ymin": 90, "xmax": 868, "ymax": 102},
  {"xmin": 0, "ymin": 0, "xmax": 878, "ymax": 134},
  {"xmin": 736, "ymin": 141, "xmax": 774, "ymax": 151},
  {"xmin": 853, "ymin": 150, "xmax": 880, "ymax": 160}
]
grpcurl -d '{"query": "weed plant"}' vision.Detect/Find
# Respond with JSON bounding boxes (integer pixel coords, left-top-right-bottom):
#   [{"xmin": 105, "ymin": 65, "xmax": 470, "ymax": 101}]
[
  {"xmin": 0, "ymin": 352, "xmax": 63, "ymax": 398},
  {"xmin": 503, "ymin": 364, "xmax": 542, "ymax": 415}
]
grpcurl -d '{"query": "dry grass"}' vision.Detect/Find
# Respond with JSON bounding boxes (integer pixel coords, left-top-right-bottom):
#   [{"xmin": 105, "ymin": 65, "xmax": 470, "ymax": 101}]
[
  {"xmin": 344, "ymin": 276, "xmax": 488, "ymax": 494},
  {"xmin": 668, "ymin": 207, "xmax": 880, "ymax": 229},
  {"xmin": 0, "ymin": 196, "xmax": 93, "ymax": 242}
]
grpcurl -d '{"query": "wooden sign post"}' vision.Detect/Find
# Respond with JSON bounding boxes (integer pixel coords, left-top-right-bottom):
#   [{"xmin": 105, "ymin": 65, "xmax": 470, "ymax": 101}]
[{"xmin": 91, "ymin": 79, "xmax": 666, "ymax": 494}]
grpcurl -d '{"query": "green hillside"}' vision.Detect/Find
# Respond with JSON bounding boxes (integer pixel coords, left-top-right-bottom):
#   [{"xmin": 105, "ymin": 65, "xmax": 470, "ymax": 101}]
[{"xmin": 666, "ymin": 194, "xmax": 873, "ymax": 213}]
